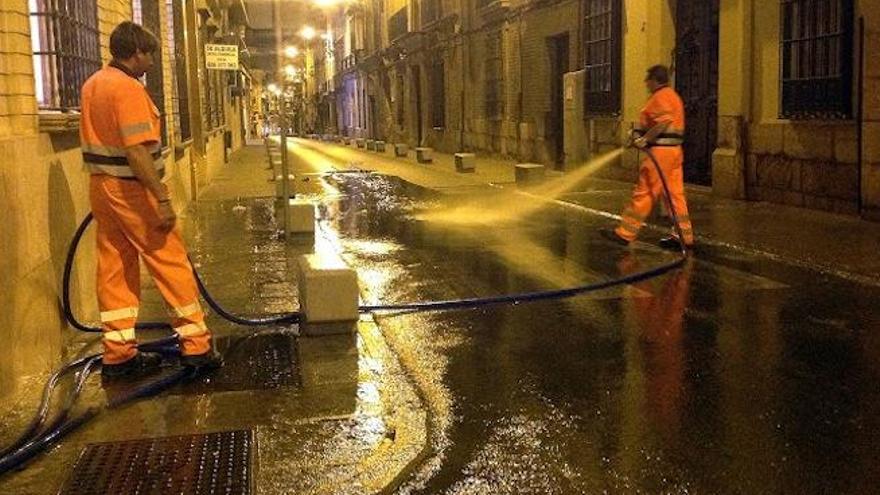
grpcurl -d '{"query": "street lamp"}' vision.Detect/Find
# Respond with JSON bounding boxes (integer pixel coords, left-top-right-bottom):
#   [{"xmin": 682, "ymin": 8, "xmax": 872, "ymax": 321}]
[
  {"xmin": 299, "ymin": 25, "xmax": 317, "ymax": 40},
  {"xmin": 284, "ymin": 45, "xmax": 300, "ymax": 58},
  {"xmin": 284, "ymin": 65, "xmax": 299, "ymax": 78}
]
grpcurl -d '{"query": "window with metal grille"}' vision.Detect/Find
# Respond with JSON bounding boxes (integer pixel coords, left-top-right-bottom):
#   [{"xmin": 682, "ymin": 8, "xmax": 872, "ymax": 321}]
[
  {"xmin": 583, "ymin": 0, "xmax": 621, "ymax": 115},
  {"xmin": 29, "ymin": 0, "xmax": 101, "ymax": 110},
  {"xmin": 133, "ymin": 0, "xmax": 167, "ymax": 146},
  {"xmin": 430, "ymin": 59, "xmax": 445, "ymax": 128},
  {"xmin": 168, "ymin": 0, "xmax": 191, "ymax": 141},
  {"xmin": 484, "ymin": 31, "xmax": 503, "ymax": 120},
  {"xmin": 780, "ymin": 0, "xmax": 853, "ymax": 119},
  {"xmin": 389, "ymin": 7, "xmax": 408, "ymax": 42}
]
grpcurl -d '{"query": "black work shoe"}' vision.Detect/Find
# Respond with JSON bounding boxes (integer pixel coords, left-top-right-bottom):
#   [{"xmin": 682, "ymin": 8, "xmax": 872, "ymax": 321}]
[
  {"xmin": 102, "ymin": 352, "xmax": 162, "ymax": 379},
  {"xmin": 658, "ymin": 236, "xmax": 695, "ymax": 252},
  {"xmin": 180, "ymin": 349, "xmax": 224, "ymax": 370},
  {"xmin": 599, "ymin": 228, "xmax": 631, "ymax": 246}
]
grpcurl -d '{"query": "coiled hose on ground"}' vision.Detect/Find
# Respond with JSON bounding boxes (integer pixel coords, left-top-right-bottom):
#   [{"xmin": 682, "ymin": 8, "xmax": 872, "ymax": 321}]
[{"xmin": 1, "ymin": 148, "xmax": 685, "ymax": 476}]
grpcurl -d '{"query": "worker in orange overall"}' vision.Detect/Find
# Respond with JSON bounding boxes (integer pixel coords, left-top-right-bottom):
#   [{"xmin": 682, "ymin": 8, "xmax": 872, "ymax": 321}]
[
  {"xmin": 601, "ymin": 65, "xmax": 695, "ymax": 251},
  {"xmin": 80, "ymin": 22, "xmax": 222, "ymax": 378}
]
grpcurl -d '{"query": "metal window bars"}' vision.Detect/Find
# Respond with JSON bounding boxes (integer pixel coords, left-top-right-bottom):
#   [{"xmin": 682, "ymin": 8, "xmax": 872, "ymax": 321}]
[
  {"xmin": 29, "ymin": 0, "xmax": 101, "ymax": 110},
  {"xmin": 780, "ymin": 0, "xmax": 853, "ymax": 119}
]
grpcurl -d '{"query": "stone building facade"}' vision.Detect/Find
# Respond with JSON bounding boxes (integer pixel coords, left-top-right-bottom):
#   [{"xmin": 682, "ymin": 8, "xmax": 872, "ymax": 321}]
[
  {"xmin": 308, "ymin": 0, "xmax": 878, "ymax": 219},
  {"xmin": 0, "ymin": 0, "xmax": 252, "ymax": 396}
]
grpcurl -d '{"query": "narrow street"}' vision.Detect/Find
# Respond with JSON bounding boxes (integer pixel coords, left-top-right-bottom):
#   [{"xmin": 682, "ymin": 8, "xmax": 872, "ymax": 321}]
[{"xmin": 289, "ymin": 139, "xmax": 880, "ymax": 494}]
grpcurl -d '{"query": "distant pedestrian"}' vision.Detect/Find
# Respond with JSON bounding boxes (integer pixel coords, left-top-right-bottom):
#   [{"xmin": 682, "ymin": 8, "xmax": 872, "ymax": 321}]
[
  {"xmin": 600, "ymin": 65, "xmax": 694, "ymax": 251},
  {"xmin": 80, "ymin": 21, "xmax": 222, "ymax": 378}
]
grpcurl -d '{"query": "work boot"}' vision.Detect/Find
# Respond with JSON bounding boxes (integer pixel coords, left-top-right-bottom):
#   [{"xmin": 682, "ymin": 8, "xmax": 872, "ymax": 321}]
[
  {"xmin": 180, "ymin": 348, "xmax": 224, "ymax": 370},
  {"xmin": 102, "ymin": 351, "xmax": 162, "ymax": 379},
  {"xmin": 599, "ymin": 228, "xmax": 631, "ymax": 246},
  {"xmin": 658, "ymin": 236, "xmax": 695, "ymax": 252}
]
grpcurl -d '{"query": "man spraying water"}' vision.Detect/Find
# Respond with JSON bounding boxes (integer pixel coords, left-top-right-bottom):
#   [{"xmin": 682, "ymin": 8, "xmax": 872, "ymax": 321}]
[{"xmin": 601, "ymin": 65, "xmax": 695, "ymax": 251}]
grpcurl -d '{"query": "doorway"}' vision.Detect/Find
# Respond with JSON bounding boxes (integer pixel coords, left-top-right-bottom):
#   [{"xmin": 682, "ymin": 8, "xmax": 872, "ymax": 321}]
[
  {"xmin": 548, "ymin": 33, "xmax": 570, "ymax": 169},
  {"xmin": 675, "ymin": 0, "xmax": 719, "ymax": 186},
  {"xmin": 412, "ymin": 65, "xmax": 423, "ymax": 145}
]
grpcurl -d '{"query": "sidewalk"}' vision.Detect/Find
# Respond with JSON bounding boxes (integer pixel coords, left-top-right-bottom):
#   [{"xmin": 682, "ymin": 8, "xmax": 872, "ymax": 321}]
[
  {"xmin": 291, "ymin": 138, "xmax": 880, "ymax": 286},
  {"xmin": 0, "ymin": 143, "xmax": 428, "ymax": 495}
]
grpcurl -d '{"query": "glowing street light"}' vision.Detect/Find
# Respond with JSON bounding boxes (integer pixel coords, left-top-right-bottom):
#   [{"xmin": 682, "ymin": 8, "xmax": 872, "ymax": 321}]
[
  {"xmin": 299, "ymin": 25, "xmax": 317, "ymax": 40},
  {"xmin": 284, "ymin": 45, "xmax": 300, "ymax": 58},
  {"xmin": 284, "ymin": 65, "xmax": 299, "ymax": 78},
  {"xmin": 314, "ymin": 0, "xmax": 344, "ymax": 7},
  {"xmin": 267, "ymin": 83, "xmax": 281, "ymax": 95}
]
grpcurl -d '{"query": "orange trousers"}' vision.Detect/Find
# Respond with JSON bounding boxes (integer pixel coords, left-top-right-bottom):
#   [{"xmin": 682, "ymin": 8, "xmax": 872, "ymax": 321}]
[
  {"xmin": 89, "ymin": 175, "xmax": 212, "ymax": 364},
  {"xmin": 615, "ymin": 147, "xmax": 694, "ymax": 245}
]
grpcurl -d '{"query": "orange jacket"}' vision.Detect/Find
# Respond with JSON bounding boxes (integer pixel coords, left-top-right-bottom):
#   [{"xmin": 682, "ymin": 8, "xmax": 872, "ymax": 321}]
[{"xmin": 80, "ymin": 63, "xmax": 164, "ymax": 178}]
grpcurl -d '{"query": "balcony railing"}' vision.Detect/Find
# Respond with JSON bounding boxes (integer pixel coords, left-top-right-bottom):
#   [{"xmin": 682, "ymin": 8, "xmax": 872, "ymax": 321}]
[
  {"xmin": 389, "ymin": 7, "xmax": 408, "ymax": 42},
  {"xmin": 341, "ymin": 50, "xmax": 361, "ymax": 72}
]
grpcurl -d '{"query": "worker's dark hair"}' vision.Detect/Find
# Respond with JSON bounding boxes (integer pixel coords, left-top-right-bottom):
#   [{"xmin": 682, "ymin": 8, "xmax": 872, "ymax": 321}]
[
  {"xmin": 646, "ymin": 65, "xmax": 670, "ymax": 85},
  {"xmin": 110, "ymin": 21, "xmax": 158, "ymax": 59}
]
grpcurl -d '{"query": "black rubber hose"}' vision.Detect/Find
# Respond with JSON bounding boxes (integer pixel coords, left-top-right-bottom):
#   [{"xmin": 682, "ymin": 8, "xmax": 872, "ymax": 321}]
[
  {"xmin": 361, "ymin": 147, "xmax": 687, "ymax": 313},
  {"xmin": 64, "ymin": 213, "xmax": 301, "ymax": 330},
  {"xmin": 62, "ymin": 212, "xmax": 172, "ymax": 333},
  {"xmin": 0, "ymin": 354, "xmax": 99, "ymax": 458},
  {"xmin": 0, "ymin": 356, "xmax": 194, "ymax": 476}
]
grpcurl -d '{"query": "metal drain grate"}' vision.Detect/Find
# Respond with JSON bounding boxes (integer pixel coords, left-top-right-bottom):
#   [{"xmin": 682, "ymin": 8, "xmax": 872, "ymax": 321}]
[
  {"xmin": 174, "ymin": 332, "xmax": 300, "ymax": 395},
  {"xmin": 60, "ymin": 429, "xmax": 254, "ymax": 495}
]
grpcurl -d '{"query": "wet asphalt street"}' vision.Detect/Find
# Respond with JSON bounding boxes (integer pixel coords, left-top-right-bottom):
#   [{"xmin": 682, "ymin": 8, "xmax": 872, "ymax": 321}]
[{"xmin": 319, "ymin": 169, "xmax": 880, "ymax": 494}]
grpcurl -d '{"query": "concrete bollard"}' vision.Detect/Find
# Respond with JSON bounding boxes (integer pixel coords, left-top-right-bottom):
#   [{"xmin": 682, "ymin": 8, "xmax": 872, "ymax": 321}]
[
  {"xmin": 415, "ymin": 147, "xmax": 433, "ymax": 163},
  {"xmin": 275, "ymin": 174, "xmax": 296, "ymax": 198},
  {"xmin": 341, "ymin": 137, "xmax": 351, "ymax": 145},
  {"xmin": 515, "ymin": 163, "xmax": 545, "ymax": 187},
  {"xmin": 375, "ymin": 141, "xmax": 386, "ymax": 152},
  {"xmin": 394, "ymin": 143, "xmax": 408, "ymax": 157},
  {"xmin": 278, "ymin": 198, "xmax": 315, "ymax": 234},
  {"xmin": 365, "ymin": 139, "xmax": 376, "ymax": 151},
  {"xmin": 455, "ymin": 152, "xmax": 476, "ymax": 172},
  {"xmin": 355, "ymin": 138, "xmax": 366, "ymax": 148},
  {"xmin": 296, "ymin": 253, "xmax": 359, "ymax": 323}
]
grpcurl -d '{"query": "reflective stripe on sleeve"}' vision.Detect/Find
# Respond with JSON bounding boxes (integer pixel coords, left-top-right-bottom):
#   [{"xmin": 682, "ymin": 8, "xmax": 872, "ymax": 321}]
[
  {"xmin": 100, "ymin": 306, "xmax": 139, "ymax": 323},
  {"xmin": 174, "ymin": 321, "xmax": 208, "ymax": 338},
  {"xmin": 103, "ymin": 328, "xmax": 137, "ymax": 343},
  {"xmin": 121, "ymin": 122, "xmax": 152, "ymax": 137}
]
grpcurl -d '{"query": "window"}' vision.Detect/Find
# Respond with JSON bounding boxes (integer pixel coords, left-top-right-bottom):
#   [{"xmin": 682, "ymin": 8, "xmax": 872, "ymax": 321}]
[
  {"xmin": 780, "ymin": 0, "xmax": 853, "ymax": 119},
  {"xmin": 389, "ymin": 6, "xmax": 408, "ymax": 42},
  {"xmin": 430, "ymin": 59, "xmax": 445, "ymax": 128},
  {"xmin": 29, "ymin": 0, "xmax": 101, "ymax": 110},
  {"xmin": 133, "ymin": 0, "xmax": 167, "ymax": 145},
  {"xmin": 169, "ymin": 0, "xmax": 192, "ymax": 141},
  {"xmin": 396, "ymin": 73, "xmax": 405, "ymax": 127},
  {"xmin": 484, "ymin": 31, "xmax": 503, "ymax": 120},
  {"xmin": 583, "ymin": 0, "xmax": 621, "ymax": 115},
  {"xmin": 421, "ymin": 0, "xmax": 441, "ymax": 27}
]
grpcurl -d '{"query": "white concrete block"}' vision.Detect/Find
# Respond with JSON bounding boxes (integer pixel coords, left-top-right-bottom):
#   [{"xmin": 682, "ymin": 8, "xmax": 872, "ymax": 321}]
[
  {"xmin": 375, "ymin": 141, "xmax": 386, "ymax": 152},
  {"xmin": 356, "ymin": 138, "xmax": 366, "ymax": 148},
  {"xmin": 416, "ymin": 147, "xmax": 433, "ymax": 163},
  {"xmin": 365, "ymin": 139, "xmax": 376, "ymax": 151},
  {"xmin": 394, "ymin": 143, "xmax": 408, "ymax": 157},
  {"xmin": 282, "ymin": 199, "xmax": 315, "ymax": 233},
  {"xmin": 297, "ymin": 254, "xmax": 360, "ymax": 323},
  {"xmin": 515, "ymin": 163, "xmax": 545, "ymax": 186},
  {"xmin": 455, "ymin": 152, "xmax": 476, "ymax": 172}
]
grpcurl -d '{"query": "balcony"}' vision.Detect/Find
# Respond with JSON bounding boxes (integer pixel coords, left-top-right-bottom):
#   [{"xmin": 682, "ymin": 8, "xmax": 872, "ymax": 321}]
[
  {"xmin": 388, "ymin": 7, "xmax": 408, "ymax": 43},
  {"xmin": 341, "ymin": 50, "xmax": 362, "ymax": 72}
]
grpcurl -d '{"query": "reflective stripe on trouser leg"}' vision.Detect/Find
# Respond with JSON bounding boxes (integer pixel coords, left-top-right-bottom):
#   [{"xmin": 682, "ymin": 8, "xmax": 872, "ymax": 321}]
[
  {"xmin": 91, "ymin": 176, "xmax": 142, "ymax": 365},
  {"xmin": 616, "ymin": 162, "xmax": 659, "ymax": 242},
  {"xmin": 658, "ymin": 153, "xmax": 695, "ymax": 246},
  {"xmin": 173, "ymin": 317, "xmax": 212, "ymax": 356},
  {"xmin": 93, "ymin": 176, "xmax": 213, "ymax": 357}
]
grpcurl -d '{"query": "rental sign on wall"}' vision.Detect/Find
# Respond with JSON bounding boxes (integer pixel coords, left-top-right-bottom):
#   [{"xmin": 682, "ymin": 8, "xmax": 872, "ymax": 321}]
[{"xmin": 205, "ymin": 44, "xmax": 239, "ymax": 70}]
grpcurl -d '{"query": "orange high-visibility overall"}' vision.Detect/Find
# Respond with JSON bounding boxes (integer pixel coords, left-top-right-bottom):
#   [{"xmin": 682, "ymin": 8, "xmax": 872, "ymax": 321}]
[
  {"xmin": 81, "ymin": 64, "xmax": 212, "ymax": 364},
  {"xmin": 615, "ymin": 86, "xmax": 694, "ymax": 245}
]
